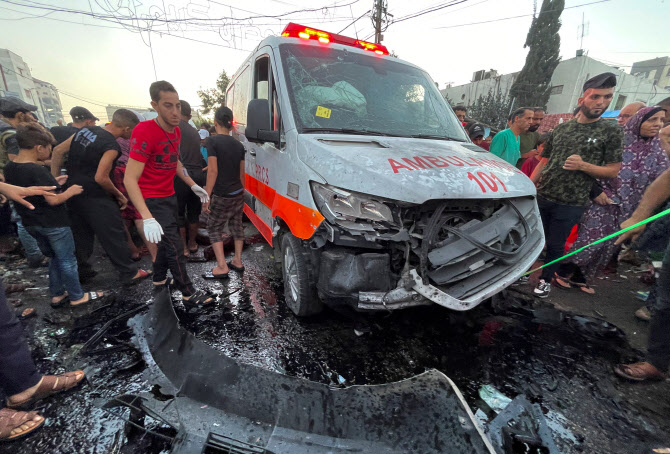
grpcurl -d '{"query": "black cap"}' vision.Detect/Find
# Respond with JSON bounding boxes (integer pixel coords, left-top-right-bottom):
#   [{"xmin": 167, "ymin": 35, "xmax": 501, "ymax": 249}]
[
  {"xmin": 583, "ymin": 72, "xmax": 617, "ymax": 93},
  {"xmin": 468, "ymin": 123, "xmax": 485, "ymax": 139},
  {"xmin": 0, "ymin": 96, "xmax": 37, "ymax": 113},
  {"xmin": 69, "ymin": 106, "xmax": 99, "ymax": 121}
]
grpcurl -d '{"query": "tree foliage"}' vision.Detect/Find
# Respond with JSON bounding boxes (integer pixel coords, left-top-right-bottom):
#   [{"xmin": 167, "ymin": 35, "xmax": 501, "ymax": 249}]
[
  {"xmin": 197, "ymin": 70, "xmax": 230, "ymax": 115},
  {"xmin": 509, "ymin": 0, "xmax": 564, "ymax": 109},
  {"xmin": 467, "ymin": 86, "xmax": 513, "ymax": 130}
]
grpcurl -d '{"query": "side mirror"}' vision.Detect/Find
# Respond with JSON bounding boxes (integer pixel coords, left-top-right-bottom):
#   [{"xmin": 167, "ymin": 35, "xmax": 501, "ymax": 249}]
[{"xmin": 246, "ymin": 99, "xmax": 280, "ymax": 145}]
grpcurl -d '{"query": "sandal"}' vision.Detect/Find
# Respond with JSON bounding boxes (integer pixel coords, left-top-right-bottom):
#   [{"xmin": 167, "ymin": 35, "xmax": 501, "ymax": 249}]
[
  {"xmin": 6, "ymin": 371, "xmax": 86, "ymax": 409},
  {"xmin": 50, "ymin": 294, "xmax": 70, "ymax": 308},
  {"xmin": 126, "ymin": 269, "xmax": 152, "ymax": 286},
  {"xmin": 202, "ymin": 271, "xmax": 229, "ymax": 280},
  {"xmin": 227, "ymin": 262, "xmax": 245, "ymax": 273},
  {"xmin": 15, "ymin": 308, "xmax": 36, "ymax": 320},
  {"xmin": 182, "ymin": 290, "xmax": 215, "ymax": 308},
  {"xmin": 554, "ymin": 276, "xmax": 572, "ymax": 289},
  {"xmin": 0, "ymin": 408, "xmax": 44, "ymax": 441},
  {"xmin": 70, "ymin": 291, "xmax": 106, "ymax": 307},
  {"xmin": 8, "ymin": 298, "xmax": 22, "ymax": 307},
  {"xmin": 614, "ymin": 362, "xmax": 666, "ymax": 382},
  {"xmin": 4, "ymin": 283, "xmax": 28, "ymax": 294},
  {"xmin": 153, "ymin": 277, "xmax": 174, "ymax": 289}
]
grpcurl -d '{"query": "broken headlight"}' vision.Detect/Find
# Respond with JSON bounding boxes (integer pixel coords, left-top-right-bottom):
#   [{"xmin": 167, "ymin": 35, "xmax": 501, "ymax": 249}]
[{"xmin": 310, "ymin": 182, "xmax": 394, "ymax": 224}]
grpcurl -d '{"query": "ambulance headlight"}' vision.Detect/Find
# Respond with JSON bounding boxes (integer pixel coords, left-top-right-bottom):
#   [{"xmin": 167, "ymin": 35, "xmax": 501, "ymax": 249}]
[{"xmin": 310, "ymin": 182, "xmax": 394, "ymax": 224}]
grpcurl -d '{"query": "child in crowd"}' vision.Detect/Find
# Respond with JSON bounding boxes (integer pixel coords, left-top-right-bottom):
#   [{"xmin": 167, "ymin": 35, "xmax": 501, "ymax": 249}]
[
  {"xmin": 521, "ymin": 133, "xmax": 549, "ymax": 179},
  {"xmin": 3, "ymin": 124, "xmax": 105, "ymax": 307}
]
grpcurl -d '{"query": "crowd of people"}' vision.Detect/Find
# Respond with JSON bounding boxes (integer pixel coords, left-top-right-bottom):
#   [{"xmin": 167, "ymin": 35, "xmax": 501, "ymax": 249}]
[
  {"xmin": 0, "ymin": 80, "xmax": 247, "ymax": 440},
  {"xmin": 461, "ymin": 72, "xmax": 670, "ymax": 382},
  {"xmin": 0, "ymin": 67, "xmax": 670, "ymax": 441}
]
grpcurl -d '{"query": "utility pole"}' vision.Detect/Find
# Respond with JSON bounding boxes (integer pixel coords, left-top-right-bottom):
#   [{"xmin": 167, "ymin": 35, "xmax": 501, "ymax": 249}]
[{"xmin": 371, "ymin": 0, "xmax": 389, "ymax": 44}]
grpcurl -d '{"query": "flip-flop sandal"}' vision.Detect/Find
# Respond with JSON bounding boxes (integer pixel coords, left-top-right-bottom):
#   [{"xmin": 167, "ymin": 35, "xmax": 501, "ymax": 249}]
[
  {"xmin": 614, "ymin": 363, "xmax": 666, "ymax": 382},
  {"xmin": 202, "ymin": 272, "xmax": 229, "ymax": 280},
  {"xmin": 70, "ymin": 292, "xmax": 106, "ymax": 307},
  {"xmin": 6, "ymin": 371, "xmax": 86, "ymax": 409},
  {"xmin": 553, "ymin": 277, "xmax": 572, "ymax": 289},
  {"xmin": 182, "ymin": 290, "xmax": 216, "ymax": 308},
  {"xmin": 188, "ymin": 256, "xmax": 208, "ymax": 263},
  {"xmin": 126, "ymin": 269, "xmax": 152, "ymax": 286},
  {"xmin": 227, "ymin": 262, "xmax": 245, "ymax": 272},
  {"xmin": 578, "ymin": 285, "xmax": 595, "ymax": 295},
  {"xmin": 153, "ymin": 277, "xmax": 174, "ymax": 288},
  {"xmin": 0, "ymin": 408, "xmax": 44, "ymax": 441},
  {"xmin": 50, "ymin": 295, "xmax": 70, "ymax": 308},
  {"xmin": 8, "ymin": 298, "xmax": 22, "ymax": 307},
  {"xmin": 189, "ymin": 246, "xmax": 199, "ymax": 253},
  {"xmin": 15, "ymin": 308, "xmax": 36, "ymax": 320},
  {"xmin": 5, "ymin": 283, "xmax": 28, "ymax": 294}
]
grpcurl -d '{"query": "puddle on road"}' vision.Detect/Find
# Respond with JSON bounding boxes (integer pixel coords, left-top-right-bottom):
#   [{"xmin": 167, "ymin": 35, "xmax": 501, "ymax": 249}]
[{"xmin": 4, "ymin": 244, "xmax": 670, "ymax": 454}]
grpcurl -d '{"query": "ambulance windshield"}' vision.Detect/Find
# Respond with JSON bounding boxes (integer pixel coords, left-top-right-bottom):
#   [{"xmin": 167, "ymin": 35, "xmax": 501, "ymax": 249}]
[{"xmin": 279, "ymin": 43, "xmax": 468, "ymax": 141}]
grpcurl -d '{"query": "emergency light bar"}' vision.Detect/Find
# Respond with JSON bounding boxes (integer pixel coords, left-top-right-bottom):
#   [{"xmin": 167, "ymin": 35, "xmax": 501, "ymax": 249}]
[{"xmin": 281, "ymin": 23, "xmax": 389, "ymax": 56}]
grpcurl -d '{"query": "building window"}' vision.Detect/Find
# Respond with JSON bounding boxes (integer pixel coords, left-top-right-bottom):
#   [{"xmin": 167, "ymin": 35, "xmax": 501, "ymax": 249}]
[
  {"xmin": 550, "ymin": 85, "xmax": 563, "ymax": 95},
  {"xmin": 614, "ymin": 95, "xmax": 627, "ymax": 110}
]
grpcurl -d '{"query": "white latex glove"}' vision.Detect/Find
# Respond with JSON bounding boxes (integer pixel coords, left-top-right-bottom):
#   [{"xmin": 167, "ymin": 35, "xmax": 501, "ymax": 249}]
[
  {"xmin": 143, "ymin": 218, "xmax": 164, "ymax": 244},
  {"xmin": 191, "ymin": 184, "xmax": 209, "ymax": 203}
]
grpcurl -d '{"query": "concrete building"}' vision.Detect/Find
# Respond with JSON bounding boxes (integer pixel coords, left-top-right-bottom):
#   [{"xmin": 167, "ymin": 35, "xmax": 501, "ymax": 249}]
[
  {"xmin": 0, "ymin": 48, "xmax": 63, "ymax": 126},
  {"xmin": 441, "ymin": 54, "xmax": 670, "ymax": 115},
  {"xmin": 33, "ymin": 78, "xmax": 64, "ymax": 126},
  {"xmin": 105, "ymin": 105, "xmax": 155, "ymax": 121},
  {"xmin": 631, "ymin": 56, "xmax": 670, "ymax": 91}
]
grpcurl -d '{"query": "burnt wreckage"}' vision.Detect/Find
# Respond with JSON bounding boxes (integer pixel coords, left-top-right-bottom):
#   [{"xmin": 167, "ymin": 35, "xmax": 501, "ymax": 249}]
[{"xmin": 110, "ymin": 290, "xmax": 496, "ymax": 453}]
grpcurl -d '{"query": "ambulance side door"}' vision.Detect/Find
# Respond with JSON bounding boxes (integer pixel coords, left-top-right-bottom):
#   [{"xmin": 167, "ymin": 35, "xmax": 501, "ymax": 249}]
[{"xmin": 241, "ymin": 49, "xmax": 285, "ymax": 244}]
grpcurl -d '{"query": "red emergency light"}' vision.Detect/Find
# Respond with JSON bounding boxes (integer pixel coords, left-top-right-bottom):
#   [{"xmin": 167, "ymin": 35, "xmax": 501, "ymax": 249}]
[{"xmin": 281, "ymin": 23, "xmax": 389, "ymax": 56}]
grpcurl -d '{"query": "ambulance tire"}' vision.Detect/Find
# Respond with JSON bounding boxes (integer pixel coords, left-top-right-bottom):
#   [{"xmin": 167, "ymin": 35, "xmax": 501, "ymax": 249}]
[{"xmin": 281, "ymin": 233, "xmax": 323, "ymax": 316}]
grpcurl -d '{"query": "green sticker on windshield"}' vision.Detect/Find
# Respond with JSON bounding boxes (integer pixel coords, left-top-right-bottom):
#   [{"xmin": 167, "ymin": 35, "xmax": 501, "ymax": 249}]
[{"xmin": 315, "ymin": 106, "xmax": 331, "ymax": 119}]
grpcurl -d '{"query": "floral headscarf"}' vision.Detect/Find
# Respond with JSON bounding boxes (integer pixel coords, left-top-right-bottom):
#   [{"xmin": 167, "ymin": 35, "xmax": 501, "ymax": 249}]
[{"xmin": 609, "ymin": 106, "xmax": 670, "ymax": 217}]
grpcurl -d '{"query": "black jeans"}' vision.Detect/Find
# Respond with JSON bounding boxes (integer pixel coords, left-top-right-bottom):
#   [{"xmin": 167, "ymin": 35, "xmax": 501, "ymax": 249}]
[
  {"xmin": 68, "ymin": 195, "xmax": 138, "ymax": 284},
  {"xmin": 0, "ymin": 279, "xmax": 41, "ymax": 398},
  {"xmin": 146, "ymin": 195, "xmax": 195, "ymax": 296},
  {"xmin": 174, "ymin": 169, "xmax": 204, "ymax": 227},
  {"xmin": 537, "ymin": 197, "xmax": 586, "ymax": 282},
  {"xmin": 648, "ymin": 238, "xmax": 670, "ymax": 371}
]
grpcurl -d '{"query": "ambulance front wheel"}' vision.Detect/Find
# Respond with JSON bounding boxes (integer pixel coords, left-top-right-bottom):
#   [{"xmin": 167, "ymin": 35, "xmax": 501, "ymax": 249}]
[{"xmin": 281, "ymin": 233, "xmax": 323, "ymax": 316}]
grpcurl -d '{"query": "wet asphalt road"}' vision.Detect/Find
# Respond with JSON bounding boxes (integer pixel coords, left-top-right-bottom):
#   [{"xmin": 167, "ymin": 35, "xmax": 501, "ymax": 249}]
[{"xmin": 1, "ymin": 223, "xmax": 669, "ymax": 454}]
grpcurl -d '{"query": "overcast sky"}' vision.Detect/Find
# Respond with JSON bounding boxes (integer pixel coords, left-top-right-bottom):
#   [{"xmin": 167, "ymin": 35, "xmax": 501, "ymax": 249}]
[{"xmin": 1, "ymin": 0, "xmax": 667, "ymax": 121}]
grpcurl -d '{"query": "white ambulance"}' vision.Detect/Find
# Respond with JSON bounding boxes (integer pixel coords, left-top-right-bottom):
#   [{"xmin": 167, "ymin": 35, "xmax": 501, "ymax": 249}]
[{"xmin": 226, "ymin": 23, "xmax": 544, "ymax": 316}]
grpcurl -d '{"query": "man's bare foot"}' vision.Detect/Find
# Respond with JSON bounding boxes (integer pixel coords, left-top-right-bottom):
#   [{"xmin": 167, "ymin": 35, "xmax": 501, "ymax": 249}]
[
  {"xmin": 0, "ymin": 408, "xmax": 44, "ymax": 440},
  {"xmin": 51, "ymin": 293, "xmax": 68, "ymax": 305},
  {"xmin": 213, "ymin": 264, "xmax": 230, "ymax": 275},
  {"xmin": 7, "ymin": 371, "xmax": 85, "ymax": 408}
]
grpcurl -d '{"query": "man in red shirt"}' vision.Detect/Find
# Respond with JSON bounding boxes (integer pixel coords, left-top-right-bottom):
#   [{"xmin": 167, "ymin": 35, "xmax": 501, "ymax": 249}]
[{"xmin": 124, "ymin": 81, "xmax": 213, "ymax": 309}]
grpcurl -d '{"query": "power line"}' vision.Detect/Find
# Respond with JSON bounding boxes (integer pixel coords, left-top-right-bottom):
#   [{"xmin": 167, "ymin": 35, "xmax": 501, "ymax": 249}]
[
  {"xmin": 433, "ymin": 0, "xmax": 611, "ymax": 29},
  {"xmin": 338, "ymin": 8, "xmax": 370, "ymax": 34},
  {"xmin": 392, "ymin": 0, "xmax": 469, "ymax": 24},
  {"xmin": 0, "ymin": 0, "xmax": 361, "ymax": 25}
]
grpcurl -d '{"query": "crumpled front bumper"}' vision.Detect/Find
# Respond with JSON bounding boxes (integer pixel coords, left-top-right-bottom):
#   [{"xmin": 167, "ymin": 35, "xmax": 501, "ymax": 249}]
[{"xmin": 122, "ymin": 289, "xmax": 495, "ymax": 453}]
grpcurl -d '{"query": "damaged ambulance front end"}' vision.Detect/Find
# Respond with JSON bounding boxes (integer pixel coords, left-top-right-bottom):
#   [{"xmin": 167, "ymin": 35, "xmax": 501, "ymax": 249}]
[
  {"xmin": 303, "ymin": 136, "xmax": 544, "ymax": 312},
  {"xmin": 275, "ymin": 40, "xmax": 543, "ymax": 314}
]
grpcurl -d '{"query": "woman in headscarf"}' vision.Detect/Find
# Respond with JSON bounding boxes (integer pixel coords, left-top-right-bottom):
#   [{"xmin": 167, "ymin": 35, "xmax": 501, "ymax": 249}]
[{"xmin": 555, "ymin": 106, "xmax": 669, "ymax": 293}]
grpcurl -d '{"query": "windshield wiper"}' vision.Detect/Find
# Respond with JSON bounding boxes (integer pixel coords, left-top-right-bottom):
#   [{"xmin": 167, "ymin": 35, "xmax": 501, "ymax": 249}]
[
  {"xmin": 302, "ymin": 128, "xmax": 401, "ymax": 137},
  {"xmin": 409, "ymin": 134, "xmax": 466, "ymax": 142}
]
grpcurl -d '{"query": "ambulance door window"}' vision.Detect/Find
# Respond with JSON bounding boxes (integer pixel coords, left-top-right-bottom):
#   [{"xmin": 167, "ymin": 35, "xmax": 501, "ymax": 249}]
[
  {"xmin": 254, "ymin": 55, "xmax": 282, "ymax": 135},
  {"xmin": 254, "ymin": 56, "xmax": 269, "ymax": 100},
  {"xmin": 233, "ymin": 66, "xmax": 251, "ymax": 127}
]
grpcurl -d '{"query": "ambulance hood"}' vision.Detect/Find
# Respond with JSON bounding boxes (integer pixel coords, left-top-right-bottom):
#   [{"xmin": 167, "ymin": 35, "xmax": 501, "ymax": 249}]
[{"xmin": 297, "ymin": 135, "xmax": 536, "ymax": 205}]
